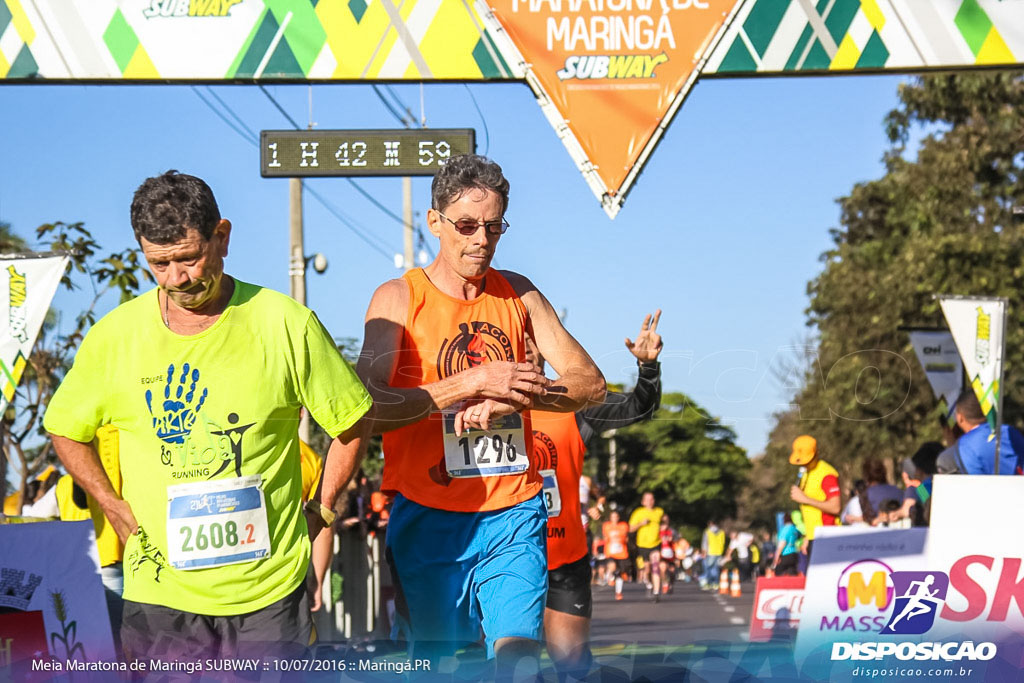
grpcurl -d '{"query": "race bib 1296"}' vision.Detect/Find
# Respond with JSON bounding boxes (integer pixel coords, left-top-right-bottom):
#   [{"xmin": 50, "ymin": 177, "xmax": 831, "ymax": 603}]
[{"xmin": 441, "ymin": 410, "xmax": 528, "ymax": 478}]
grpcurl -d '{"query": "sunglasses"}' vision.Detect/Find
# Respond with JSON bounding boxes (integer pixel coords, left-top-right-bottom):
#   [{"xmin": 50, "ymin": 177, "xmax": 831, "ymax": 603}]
[{"xmin": 437, "ymin": 211, "xmax": 509, "ymax": 236}]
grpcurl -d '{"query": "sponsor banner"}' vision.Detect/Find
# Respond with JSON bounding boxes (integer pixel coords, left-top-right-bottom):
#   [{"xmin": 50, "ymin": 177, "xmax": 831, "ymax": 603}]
[
  {"xmin": 0, "ymin": 0, "xmax": 508, "ymax": 81},
  {"xmin": 906, "ymin": 329, "xmax": 962, "ymax": 419},
  {"xmin": 793, "ymin": 477, "xmax": 1024, "ymax": 681},
  {"xmin": 927, "ymin": 475, "xmax": 1024, "ymax": 640},
  {"xmin": 480, "ymin": 0, "xmax": 741, "ymax": 217},
  {"xmin": 749, "ymin": 575, "xmax": 804, "ymax": 641},
  {"xmin": 705, "ymin": 0, "xmax": 1024, "ymax": 75},
  {"xmin": 0, "ymin": 521, "xmax": 117, "ymax": 666},
  {"xmin": 794, "ymin": 525, "xmax": 929, "ymax": 673},
  {"xmin": 0, "ymin": 255, "xmax": 67, "ymax": 415},
  {"xmin": 938, "ymin": 296, "xmax": 1005, "ymax": 429}
]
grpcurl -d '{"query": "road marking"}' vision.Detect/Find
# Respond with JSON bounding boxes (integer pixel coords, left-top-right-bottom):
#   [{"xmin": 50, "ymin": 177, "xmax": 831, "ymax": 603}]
[
  {"xmin": 723, "ymin": 606, "xmax": 735, "ymax": 613},
  {"xmin": 729, "ymin": 616, "xmax": 745, "ymax": 625}
]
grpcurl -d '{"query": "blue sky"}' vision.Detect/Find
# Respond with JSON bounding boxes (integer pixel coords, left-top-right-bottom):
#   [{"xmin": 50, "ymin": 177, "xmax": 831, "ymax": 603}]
[{"xmin": 0, "ymin": 73, "xmax": 906, "ymax": 457}]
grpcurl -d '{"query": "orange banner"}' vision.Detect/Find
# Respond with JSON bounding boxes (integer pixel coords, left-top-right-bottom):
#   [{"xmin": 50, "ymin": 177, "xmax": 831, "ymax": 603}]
[{"xmin": 486, "ymin": 0, "xmax": 739, "ymax": 212}]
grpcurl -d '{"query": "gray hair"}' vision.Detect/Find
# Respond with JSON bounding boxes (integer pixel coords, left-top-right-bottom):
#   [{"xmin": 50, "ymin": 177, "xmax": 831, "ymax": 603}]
[{"xmin": 431, "ymin": 155, "xmax": 510, "ymax": 214}]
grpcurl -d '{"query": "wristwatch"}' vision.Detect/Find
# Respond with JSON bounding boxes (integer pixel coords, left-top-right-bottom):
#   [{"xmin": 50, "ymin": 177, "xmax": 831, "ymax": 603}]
[{"xmin": 303, "ymin": 500, "xmax": 337, "ymax": 526}]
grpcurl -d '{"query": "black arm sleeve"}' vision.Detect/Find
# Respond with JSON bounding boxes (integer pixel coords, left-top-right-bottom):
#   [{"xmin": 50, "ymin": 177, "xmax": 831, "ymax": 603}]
[{"xmin": 576, "ymin": 361, "xmax": 662, "ymax": 448}]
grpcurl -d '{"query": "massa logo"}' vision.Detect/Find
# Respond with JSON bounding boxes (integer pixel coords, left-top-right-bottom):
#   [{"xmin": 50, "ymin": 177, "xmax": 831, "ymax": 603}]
[
  {"xmin": 881, "ymin": 571, "xmax": 949, "ymax": 635},
  {"xmin": 437, "ymin": 322, "xmax": 515, "ymax": 378},
  {"xmin": 532, "ymin": 430, "xmax": 559, "ymax": 470}
]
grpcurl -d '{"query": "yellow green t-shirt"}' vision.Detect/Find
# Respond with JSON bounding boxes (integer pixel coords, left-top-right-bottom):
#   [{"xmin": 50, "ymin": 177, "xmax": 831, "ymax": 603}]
[
  {"xmin": 44, "ymin": 279, "xmax": 371, "ymax": 616},
  {"xmin": 629, "ymin": 506, "xmax": 664, "ymax": 549}
]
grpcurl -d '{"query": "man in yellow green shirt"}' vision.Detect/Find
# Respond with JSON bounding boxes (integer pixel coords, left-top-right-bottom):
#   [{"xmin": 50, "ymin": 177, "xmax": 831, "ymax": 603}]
[
  {"xmin": 44, "ymin": 171, "xmax": 372, "ymax": 663},
  {"xmin": 629, "ymin": 492, "xmax": 666, "ymax": 600}
]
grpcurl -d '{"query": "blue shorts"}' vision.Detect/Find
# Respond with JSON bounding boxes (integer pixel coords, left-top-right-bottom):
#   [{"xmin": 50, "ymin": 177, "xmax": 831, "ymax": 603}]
[{"xmin": 386, "ymin": 492, "xmax": 547, "ymax": 659}]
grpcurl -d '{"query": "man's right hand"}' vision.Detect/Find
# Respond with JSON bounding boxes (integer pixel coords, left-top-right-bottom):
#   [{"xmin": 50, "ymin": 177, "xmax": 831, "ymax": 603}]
[
  {"xmin": 467, "ymin": 361, "xmax": 549, "ymax": 406},
  {"xmin": 104, "ymin": 498, "xmax": 140, "ymax": 545}
]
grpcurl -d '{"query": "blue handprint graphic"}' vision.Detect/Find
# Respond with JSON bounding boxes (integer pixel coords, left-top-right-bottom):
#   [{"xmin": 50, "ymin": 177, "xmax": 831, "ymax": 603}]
[{"xmin": 145, "ymin": 363, "xmax": 208, "ymax": 443}]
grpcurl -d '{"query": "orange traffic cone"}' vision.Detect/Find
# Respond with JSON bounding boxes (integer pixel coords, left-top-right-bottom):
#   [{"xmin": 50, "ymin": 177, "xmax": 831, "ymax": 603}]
[
  {"xmin": 718, "ymin": 568, "xmax": 729, "ymax": 595},
  {"xmin": 730, "ymin": 569, "xmax": 741, "ymax": 597}
]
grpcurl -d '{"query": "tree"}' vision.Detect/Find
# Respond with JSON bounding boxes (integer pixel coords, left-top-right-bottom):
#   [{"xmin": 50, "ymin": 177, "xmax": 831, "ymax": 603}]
[
  {"xmin": 306, "ymin": 337, "xmax": 384, "ymax": 482},
  {"xmin": 2, "ymin": 221, "xmax": 151, "ymax": 512},
  {"xmin": 607, "ymin": 391, "xmax": 749, "ymax": 535},
  {"xmin": 753, "ymin": 71, "xmax": 1024, "ymax": 501}
]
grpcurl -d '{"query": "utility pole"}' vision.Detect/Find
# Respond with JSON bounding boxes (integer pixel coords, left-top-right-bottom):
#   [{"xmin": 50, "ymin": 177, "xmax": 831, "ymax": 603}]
[
  {"xmin": 605, "ymin": 429, "xmax": 617, "ymax": 488},
  {"xmin": 403, "ymin": 177, "xmax": 414, "ymax": 271},
  {"xmin": 289, "ymin": 177, "xmax": 309, "ymax": 442}
]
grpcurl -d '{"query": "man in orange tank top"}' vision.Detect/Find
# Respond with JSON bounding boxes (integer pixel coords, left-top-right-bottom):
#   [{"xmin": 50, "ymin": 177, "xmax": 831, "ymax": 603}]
[
  {"xmin": 530, "ymin": 311, "xmax": 662, "ymax": 680},
  {"xmin": 355, "ymin": 155, "xmax": 606, "ymax": 676}
]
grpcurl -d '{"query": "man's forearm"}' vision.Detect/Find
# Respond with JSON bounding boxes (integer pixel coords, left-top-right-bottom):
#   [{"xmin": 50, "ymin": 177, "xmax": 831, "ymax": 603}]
[
  {"xmin": 805, "ymin": 497, "xmax": 841, "ymax": 517},
  {"xmin": 531, "ymin": 365, "xmax": 606, "ymax": 413},
  {"xmin": 364, "ymin": 373, "xmax": 478, "ymax": 435},
  {"xmin": 318, "ymin": 419, "xmax": 371, "ymax": 510},
  {"xmin": 50, "ymin": 434, "xmax": 120, "ymax": 511}
]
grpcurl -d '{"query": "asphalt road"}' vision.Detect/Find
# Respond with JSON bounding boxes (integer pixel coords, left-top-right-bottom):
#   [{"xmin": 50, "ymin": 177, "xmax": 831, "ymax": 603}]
[{"xmin": 590, "ymin": 576, "xmax": 755, "ymax": 647}]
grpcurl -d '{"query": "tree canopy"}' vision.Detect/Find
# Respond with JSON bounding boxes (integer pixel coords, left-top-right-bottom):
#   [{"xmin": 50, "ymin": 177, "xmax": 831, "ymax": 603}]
[
  {"xmin": 606, "ymin": 391, "xmax": 749, "ymax": 535},
  {"xmin": 740, "ymin": 70, "xmax": 1024, "ymax": 526}
]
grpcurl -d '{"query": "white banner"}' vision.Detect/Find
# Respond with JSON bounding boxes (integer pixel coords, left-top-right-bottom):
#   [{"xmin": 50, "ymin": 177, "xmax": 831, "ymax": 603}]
[
  {"xmin": 791, "ymin": 477, "xmax": 1024, "ymax": 681},
  {"xmin": 938, "ymin": 296, "xmax": 1005, "ymax": 425},
  {"xmin": 0, "ymin": 255, "xmax": 67, "ymax": 413},
  {"xmin": 907, "ymin": 329, "xmax": 963, "ymax": 417},
  {"xmin": 0, "ymin": 520, "xmax": 116, "ymax": 667},
  {"xmin": 794, "ymin": 525, "xmax": 929, "ymax": 670}
]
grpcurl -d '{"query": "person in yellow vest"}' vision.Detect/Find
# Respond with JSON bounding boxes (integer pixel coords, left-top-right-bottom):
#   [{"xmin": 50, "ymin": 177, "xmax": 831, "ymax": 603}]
[
  {"xmin": 700, "ymin": 520, "xmax": 726, "ymax": 590},
  {"xmin": 789, "ymin": 435, "xmax": 841, "ymax": 562},
  {"xmin": 56, "ymin": 424, "xmax": 124, "ymax": 651},
  {"xmin": 299, "ymin": 439, "xmax": 332, "ymax": 613}
]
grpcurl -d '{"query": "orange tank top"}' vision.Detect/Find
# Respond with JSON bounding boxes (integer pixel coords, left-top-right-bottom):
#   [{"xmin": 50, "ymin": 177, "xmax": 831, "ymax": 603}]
[
  {"xmin": 381, "ymin": 268, "xmax": 540, "ymax": 512},
  {"xmin": 603, "ymin": 521, "xmax": 630, "ymax": 560},
  {"xmin": 531, "ymin": 410, "xmax": 587, "ymax": 570}
]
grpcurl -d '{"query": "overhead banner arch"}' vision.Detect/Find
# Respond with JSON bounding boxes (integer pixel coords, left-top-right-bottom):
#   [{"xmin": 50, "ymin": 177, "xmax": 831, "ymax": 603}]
[{"xmin": 2, "ymin": 0, "xmax": 1023, "ymax": 217}]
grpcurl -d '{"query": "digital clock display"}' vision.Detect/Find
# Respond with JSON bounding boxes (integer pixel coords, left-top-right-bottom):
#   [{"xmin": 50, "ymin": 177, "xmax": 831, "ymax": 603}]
[{"xmin": 260, "ymin": 129, "xmax": 476, "ymax": 177}]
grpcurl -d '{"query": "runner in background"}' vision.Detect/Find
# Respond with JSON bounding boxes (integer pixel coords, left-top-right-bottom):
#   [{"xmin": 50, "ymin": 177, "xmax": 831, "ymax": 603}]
[
  {"xmin": 773, "ymin": 512, "xmax": 802, "ymax": 576},
  {"xmin": 602, "ymin": 510, "xmax": 630, "ymax": 601},
  {"xmin": 630, "ymin": 493, "xmax": 666, "ymax": 601},
  {"xmin": 531, "ymin": 310, "xmax": 662, "ymax": 679},
  {"xmin": 657, "ymin": 515, "xmax": 678, "ymax": 594}
]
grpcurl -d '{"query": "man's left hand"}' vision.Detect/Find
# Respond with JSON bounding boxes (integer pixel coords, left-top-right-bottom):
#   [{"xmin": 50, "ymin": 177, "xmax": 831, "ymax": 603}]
[
  {"xmin": 454, "ymin": 398, "xmax": 518, "ymax": 436},
  {"xmin": 625, "ymin": 310, "xmax": 663, "ymax": 363},
  {"xmin": 304, "ymin": 507, "xmax": 327, "ymax": 542}
]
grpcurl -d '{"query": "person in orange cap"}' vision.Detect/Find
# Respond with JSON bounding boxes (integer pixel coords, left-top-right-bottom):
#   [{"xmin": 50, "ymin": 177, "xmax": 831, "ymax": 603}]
[{"xmin": 788, "ymin": 435, "xmax": 841, "ymax": 563}]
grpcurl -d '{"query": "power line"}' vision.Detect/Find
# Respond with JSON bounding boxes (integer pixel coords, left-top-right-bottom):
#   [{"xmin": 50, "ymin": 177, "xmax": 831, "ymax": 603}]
[
  {"xmin": 205, "ymin": 86, "xmax": 258, "ymax": 141},
  {"xmin": 305, "ymin": 185, "xmax": 393, "ymax": 260},
  {"xmin": 463, "ymin": 85, "xmax": 490, "ymax": 155},
  {"xmin": 385, "ymin": 85, "xmax": 417, "ymax": 125},
  {"xmin": 345, "ymin": 179, "xmax": 405, "ymax": 226},
  {"xmin": 258, "ymin": 84, "xmax": 302, "ymax": 130},
  {"xmin": 191, "ymin": 86, "xmax": 257, "ymax": 145},
  {"xmin": 371, "ymin": 84, "xmax": 409, "ymax": 127},
  {"xmin": 191, "ymin": 85, "xmax": 394, "ymax": 264}
]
